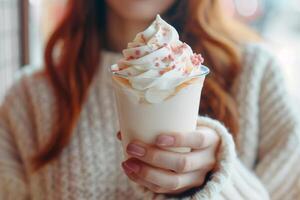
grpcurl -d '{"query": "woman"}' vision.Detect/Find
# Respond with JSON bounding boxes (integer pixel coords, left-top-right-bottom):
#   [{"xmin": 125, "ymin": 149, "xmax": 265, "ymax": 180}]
[{"xmin": 0, "ymin": 0, "xmax": 299, "ymax": 199}]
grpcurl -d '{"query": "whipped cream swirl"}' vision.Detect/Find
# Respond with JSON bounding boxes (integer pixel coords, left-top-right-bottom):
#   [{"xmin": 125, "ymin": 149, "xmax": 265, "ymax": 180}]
[{"xmin": 111, "ymin": 15, "xmax": 205, "ymax": 103}]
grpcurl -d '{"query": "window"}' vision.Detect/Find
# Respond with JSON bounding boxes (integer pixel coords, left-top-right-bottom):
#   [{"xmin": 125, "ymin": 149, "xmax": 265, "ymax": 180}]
[{"xmin": 0, "ymin": 0, "xmax": 21, "ymax": 102}]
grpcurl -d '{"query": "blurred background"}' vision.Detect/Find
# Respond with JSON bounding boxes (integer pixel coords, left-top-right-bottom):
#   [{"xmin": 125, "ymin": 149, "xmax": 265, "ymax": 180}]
[{"xmin": 0, "ymin": 0, "xmax": 299, "ymax": 104}]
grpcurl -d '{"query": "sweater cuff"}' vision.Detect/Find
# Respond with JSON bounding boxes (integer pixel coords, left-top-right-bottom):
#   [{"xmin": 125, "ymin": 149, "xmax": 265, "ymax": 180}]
[
  {"xmin": 130, "ymin": 116, "xmax": 236, "ymax": 200},
  {"xmin": 170, "ymin": 117, "xmax": 269, "ymax": 200},
  {"xmin": 189, "ymin": 116, "xmax": 236, "ymax": 199}
]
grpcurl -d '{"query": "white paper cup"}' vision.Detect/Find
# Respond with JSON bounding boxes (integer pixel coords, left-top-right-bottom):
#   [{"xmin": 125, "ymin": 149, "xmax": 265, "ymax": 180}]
[{"xmin": 112, "ymin": 66, "xmax": 209, "ymax": 156}]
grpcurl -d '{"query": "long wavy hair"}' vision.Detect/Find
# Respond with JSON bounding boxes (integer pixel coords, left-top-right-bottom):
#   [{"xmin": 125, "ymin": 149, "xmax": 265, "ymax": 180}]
[{"xmin": 32, "ymin": 0, "xmax": 259, "ymax": 170}]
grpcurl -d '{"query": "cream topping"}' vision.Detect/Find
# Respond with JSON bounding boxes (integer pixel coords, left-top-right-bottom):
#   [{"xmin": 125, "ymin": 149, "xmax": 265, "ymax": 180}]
[{"xmin": 111, "ymin": 15, "xmax": 205, "ymax": 103}]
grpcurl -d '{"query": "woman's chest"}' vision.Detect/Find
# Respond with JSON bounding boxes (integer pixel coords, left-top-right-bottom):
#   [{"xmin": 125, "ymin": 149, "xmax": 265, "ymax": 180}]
[
  {"xmin": 30, "ymin": 107, "xmax": 136, "ymax": 200},
  {"xmin": 29, "ymin": 80, "xmax": 139, "ymax": 199}
]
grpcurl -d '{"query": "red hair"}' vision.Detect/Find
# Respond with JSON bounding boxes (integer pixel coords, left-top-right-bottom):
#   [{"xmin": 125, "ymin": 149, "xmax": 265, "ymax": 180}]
[
  {"xmin": 32, "ymin": 0, "xmax": 259, "ymax": 170},
  {"xmin": 31, "ymin": 0, "xmax": 104, "ymax": 169}
]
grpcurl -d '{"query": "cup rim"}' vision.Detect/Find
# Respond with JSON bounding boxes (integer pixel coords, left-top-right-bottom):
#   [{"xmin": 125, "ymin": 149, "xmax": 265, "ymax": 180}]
[{"xmin": 111, "ymin": 65, "xmax": 210, "ymax": 79}]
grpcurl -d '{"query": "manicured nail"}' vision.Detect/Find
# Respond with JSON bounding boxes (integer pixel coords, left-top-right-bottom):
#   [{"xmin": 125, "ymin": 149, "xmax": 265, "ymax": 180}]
[
  {"xmin": 122, "ymin": 161, "xmax": 140, "ymax": 174},
  {"xmin": 127, "ymin": 144, "xmax": 146, "ymax": 157},
  {"xmin": 156, "ymin": 135, "xmax": 175, "ymax": 146}
]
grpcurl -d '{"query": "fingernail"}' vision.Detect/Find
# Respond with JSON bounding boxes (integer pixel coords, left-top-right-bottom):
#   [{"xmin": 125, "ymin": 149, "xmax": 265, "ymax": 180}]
[
  {"xmin": 127, "ymin": 144, "xmax": 145, "ymax": 157},
  {"xmin": 122, "ymin": 161, "xmax": 140, "ymax": 174},
  {"xmin": 156, "ymin": 135, "xmax": 175, "ymax": 146}
]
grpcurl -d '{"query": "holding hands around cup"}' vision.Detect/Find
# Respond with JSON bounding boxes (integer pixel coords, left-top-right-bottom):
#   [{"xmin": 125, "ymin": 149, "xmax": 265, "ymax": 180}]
[{"xmin": 118, "ymin": 126, "xmax": 220, "ymax": 195}]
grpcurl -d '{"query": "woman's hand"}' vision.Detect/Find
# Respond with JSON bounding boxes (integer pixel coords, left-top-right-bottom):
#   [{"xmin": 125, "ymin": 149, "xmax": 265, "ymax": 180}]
[{"xmin": 117, "ymin": 126, "xmax": 220, "ymax": 194}]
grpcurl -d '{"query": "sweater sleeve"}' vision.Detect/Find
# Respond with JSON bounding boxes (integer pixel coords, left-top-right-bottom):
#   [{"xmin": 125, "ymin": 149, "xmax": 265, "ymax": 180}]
[
  {"xmin": 190, "ymin": 117, "xmax": 270, "ymax": 200},
  {"xmin": 182, "ymin": 56, "xmax": 300, "ymax": 199},
  {"xmin": 0, "ymin": 82, "xmax": 30, "ymax": 199},
  {"xmin": 254, "ymin": 58, "xmax": 300, "ymax": 199}
]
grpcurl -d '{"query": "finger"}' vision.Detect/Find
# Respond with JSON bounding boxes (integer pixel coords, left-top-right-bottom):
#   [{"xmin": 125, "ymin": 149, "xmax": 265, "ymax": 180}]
[
  {"xmin": 123, "ymin": 159, "xmax": 207, "ymax": 191},
  {"xmin": 117, "ymin": 131, "xmax": 122, "ymax": 141},
  {"xmin": 155, "ymin": 126, "xmax": 219, "ymax": 149},
  {"xmin": 122, "ymin": 161, "xmax": 167, "ymax": 194},
  {"xmin": 126, "ymin": 142, "xmax": 216, "ymax": 173},
  {"xmin": 127, "ymin": 173, "xmax": 168, "ymax": 194}
]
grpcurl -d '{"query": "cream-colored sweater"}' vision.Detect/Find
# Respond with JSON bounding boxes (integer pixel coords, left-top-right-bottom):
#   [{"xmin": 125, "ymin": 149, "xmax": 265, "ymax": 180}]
[{"xmin": 0, "ymin": 43, "xmax": 300, "ymax": 200}]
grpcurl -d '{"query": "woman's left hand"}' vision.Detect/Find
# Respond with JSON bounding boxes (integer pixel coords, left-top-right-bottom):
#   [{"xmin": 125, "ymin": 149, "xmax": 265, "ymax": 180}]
[{"xmin": 118, "ymin": 126, "xmax": 220, "ymax": 194}]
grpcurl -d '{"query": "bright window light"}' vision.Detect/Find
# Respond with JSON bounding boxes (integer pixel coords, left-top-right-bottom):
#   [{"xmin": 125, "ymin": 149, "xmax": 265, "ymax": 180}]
[{"xmin": 235, "ymin": 0, "xmax": 259, "ymax": 17}]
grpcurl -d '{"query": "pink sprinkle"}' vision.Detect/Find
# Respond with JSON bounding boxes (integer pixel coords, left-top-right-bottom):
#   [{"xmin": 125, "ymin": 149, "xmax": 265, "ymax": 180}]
[
  {"xmin": 126, "ymin": 56, "xmax": 135, "ymax": 60},
  {"xmin": 135, "ymin": 50, "xmax": 141, "ymax": 56},
  {"xmin": 155, "ymin": 63, "xmax": 160, "ymax": 67},
  {"xmin": 172, "ymin": 43, "xmax": 188, "ymax": 54},
  {"xmin": 162, "ymin": 54, "xmax": 175, "ymax": 63},
  {"xmin": 172, "ymin": 46, "xmax": 182, "ymax": 54},
  {"xmin": 171, "ymin": 65, "xmax": 176, "ymax": 69},
  {"xmin": 191, "ymin": 53, "xmax": 204, "ymax": 66},
  {"xmin": 159, "ymin": 70, "xmax": 165, "ymax": 75},
  {"xmin": 168, "ymin": 54, "xmax": 174, "ymax": 61},
  {"xmin": 162, "ymin": 57, "xmax": 168, "ymax": 62}
]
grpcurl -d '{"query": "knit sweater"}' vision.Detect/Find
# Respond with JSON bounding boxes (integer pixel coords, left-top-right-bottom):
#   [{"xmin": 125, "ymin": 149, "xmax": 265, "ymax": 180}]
[{"xmin": 0, "ymin": 43, "xmax": 299, "ymax": 200}]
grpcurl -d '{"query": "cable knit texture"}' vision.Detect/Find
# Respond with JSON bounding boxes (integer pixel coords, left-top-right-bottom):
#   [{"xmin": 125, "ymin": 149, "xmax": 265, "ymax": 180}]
[{"xmin": 0, "ymin": 43, "xmax": 300, "ymax": 200}]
